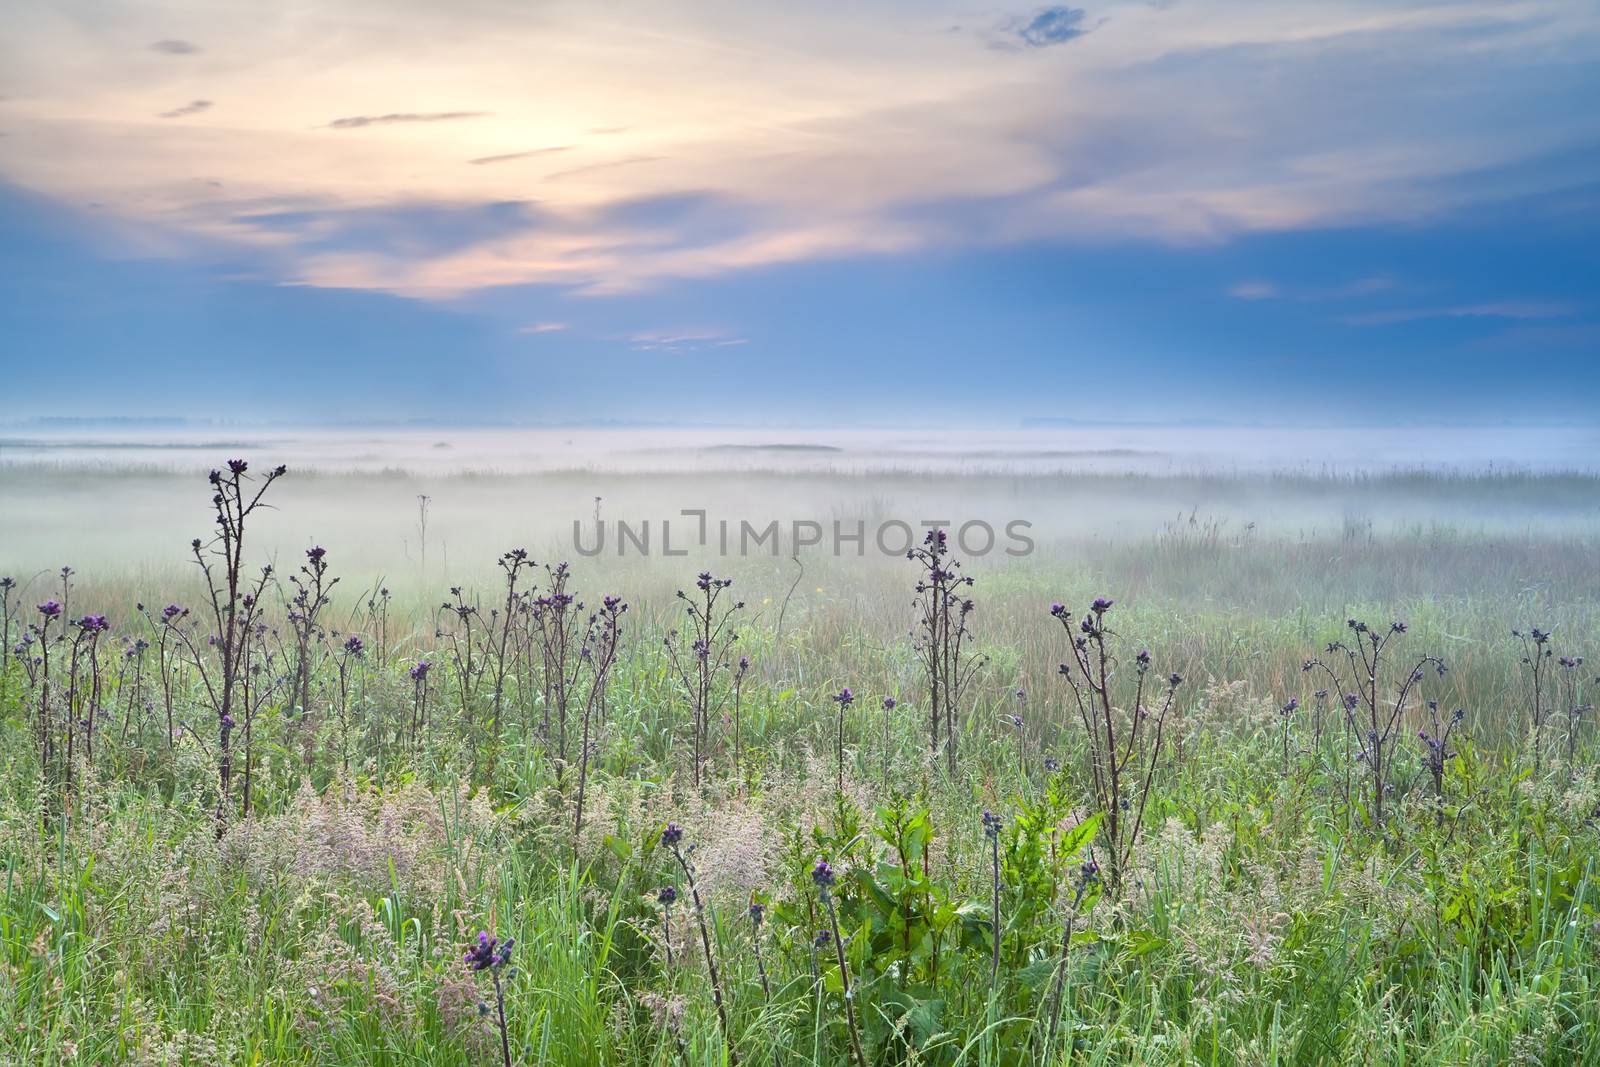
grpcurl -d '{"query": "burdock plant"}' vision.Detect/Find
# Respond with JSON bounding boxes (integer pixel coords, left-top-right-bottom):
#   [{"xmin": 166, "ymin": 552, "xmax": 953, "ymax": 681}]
[
  {"xmin": 661, "ymin": 822, "xmax": 737, "ymax": 1065},
  {"xmin": 464, "ymin": 931, "xmax": 516, "ymax": 1067}
]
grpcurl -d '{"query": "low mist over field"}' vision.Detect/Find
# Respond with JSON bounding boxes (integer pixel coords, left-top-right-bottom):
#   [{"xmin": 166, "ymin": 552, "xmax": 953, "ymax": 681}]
[{"xmin": 5, "ymin": 422, "xmax": 1598, "ymax": 579}]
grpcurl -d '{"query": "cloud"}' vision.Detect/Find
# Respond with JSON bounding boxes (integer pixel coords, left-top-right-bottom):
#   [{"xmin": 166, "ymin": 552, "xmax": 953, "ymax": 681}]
[
  {"xmin": 517, "ymin": 321, "xmax": 568, "ymax": 333},
  {"xmin": 327, "ymin": 111, "xmax": 488, "ymax": 129},
  {"xmin": 1341, "ymin": 302, "xmax": 1576, "ymax": 326},
  {"xmin": 149, "ymin": 39, "xmax": 200, "ymax": 55},
  {"xmin": 157, "ymin": 99, "xmax": 212, "ymax": 119},
  {"xmin": 1229, "ymin": 281, "xmax": 1279, "ymax": 300},
  {"xmin": 626, "ymin": 329, "xmax": 749, "ymax": 352},
  {"xmin": 1007, "ymin": 7, "xmax": 1092, "ymax": 48},
  {"xmin": 1230, "ymin": 275, "xmax": 1400, "ymax": 301},
  {"xmin": 468, "ymin": 146, "xmax": 572, "ymax": 166}
]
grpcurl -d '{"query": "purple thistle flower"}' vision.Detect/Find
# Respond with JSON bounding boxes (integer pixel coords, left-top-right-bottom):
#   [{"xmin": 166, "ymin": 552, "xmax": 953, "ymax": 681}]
[
  {"xmin": 812, "ymin": 858, "xmax": 836, "ymax": 889},
  {"xmin": 342, "ymin": 635, "xmax": 364, "ymax": 656},
  {"xmin": 657, "ymin": 885, "xmax": 677, "ymax": 907},
  {"xmin": 981, "ymin": 810, "xmax": 1002, "ymax": 837},
  {"xmin": 38, "ymin": 600, "xmax": 62, "ymax": 619},
  {"xmin": 409, "ymin": 660, "xmax": 431, "ymax": 681},
  {"xmin": 661, "ymin": 822, "xmax": 684, "ymax": 848},
  {"xmin": 832, "ymin": 687, "xmax": 854, "ymax": 707},
  {"xmin": 1091, "ymin": 596, "xmax": 1113, "ymax": 614},
  {"xmin": 882, "ymin": 696, "xmax": 896, "ymax": 710}
]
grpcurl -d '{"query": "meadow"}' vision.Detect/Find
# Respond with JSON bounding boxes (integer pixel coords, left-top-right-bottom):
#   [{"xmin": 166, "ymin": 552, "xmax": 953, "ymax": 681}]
[{"xmin": 2, "ymin": 448, "xmax": 1599, "ymax": 1066}]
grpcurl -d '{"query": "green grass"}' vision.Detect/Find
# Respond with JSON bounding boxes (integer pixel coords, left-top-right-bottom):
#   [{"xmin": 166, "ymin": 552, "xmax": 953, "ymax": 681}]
[{"xmin": 2, "ymin": 481, "xmax": 1599, "ymax": 1065}]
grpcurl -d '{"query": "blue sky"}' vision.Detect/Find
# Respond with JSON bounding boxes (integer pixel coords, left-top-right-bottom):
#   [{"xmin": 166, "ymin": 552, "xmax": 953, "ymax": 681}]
[{"xmin": 1, "ymin": 0, "xmax": 1597, "ymax": 425}]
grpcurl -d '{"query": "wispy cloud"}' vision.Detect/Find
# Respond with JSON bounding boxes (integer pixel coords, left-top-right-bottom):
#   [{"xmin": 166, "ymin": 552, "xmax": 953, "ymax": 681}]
[
  {"xmin": 149, "ymin": 39, "xmax": 200, "ymax": 55},
  {"xmin": 1229, "ymin": 281, "xmax": 1279, "ymax": 300},
  {"xmin": 517, "ymin": 321, "xmax": 569, "ymax": 334},
  {"xmin": 327, "ymin": 111, "xmax": 488, "ymax": 129},
  {"xmin": 469, "ymin": 146, "xmax": 572, "ymax": 166},
  {"xmin": 626, "ymin": 329, "xmax": 749, "ymax": 353},
  {"xmin": 157, "ymin": 99, "xmax": 211, "ymax": 119},
  {"xmin": 1008, "ymin": 7, "xmax": 1093, "ymax": 48},
  {"xmin": 1342, "ymin": 302, "xmax": 1576, "ymax": 326},
  {"xmin": 1230, "ymin": 275, "xmax": 1400, "ymax": 301}
]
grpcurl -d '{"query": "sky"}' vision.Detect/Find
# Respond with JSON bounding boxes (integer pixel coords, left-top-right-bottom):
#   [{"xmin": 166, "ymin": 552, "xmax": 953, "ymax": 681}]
[{"xmin": 1, "ymin": 0, "xmax": 1598, "ymax": 426}]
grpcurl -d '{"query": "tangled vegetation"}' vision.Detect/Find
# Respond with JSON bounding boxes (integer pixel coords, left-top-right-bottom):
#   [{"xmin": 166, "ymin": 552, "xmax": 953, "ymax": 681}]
[{"xmin": 2, "ymin": 460, "xmax": 1599, "ymax": 1066}]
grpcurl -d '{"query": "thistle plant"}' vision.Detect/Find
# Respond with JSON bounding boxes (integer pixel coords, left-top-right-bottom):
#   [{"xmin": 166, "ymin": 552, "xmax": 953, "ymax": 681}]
[
  {"xmin": 656, "ymin": 885, "xmax": 678, "ymax": 969},
  {"xmin": 908, "ymin": 529, "xmax": 984, "ymax": 773},
  {"xmin": 982, "ymin": 809, "xmax": 1003, "ymax": 984},
  {"xmin": 1050, "ymin": 597, "xmax": 1181, "ymax": 893},
  {"xmin": 437, "ymin": 586, "xmax": 486, "ymax": 756},
  {"xmin": 334, "ymin": 634, "xmax": 364, "ymax": 774},
  {"xmin": 487, "ymin": 548, "xmax": 533, "ymax": 774},
  {"xmin": 1558, "ymin": 655, "xmax": 1592, "ymax": 766},
  {"xmin": 831, "ymin": 686, "xmax": 854, "ymax": 793},
  {"xmin": 573, "ymin": 594, "xmax": 627, "ymax": 856},
  {"xmin": 661, "ymin": 822, "xmax": 737, "ymax": 1065},
  {"xmin": 0, "ymin": 575, "xmax": 16, "ymax": 677},
  {"xmin": 464, "ymin": 931, "xmax": 515, "ymax": 1067},
  {"xmin": 748, "ymin": 899, "xmax": 771, "ymax": 1001},
  {"xmin": 530, "ymin": 561, "xmax": 583, "ymax": 762},
  {"xmin": 1417, "ymin": 701, "xmax": 1466, "ymax": 822},
  {"xmin": 664, "ymin": 572, "xmax": 744, "ymax": 788},
  {"xmin": 1302, "ymin": 618, "xmax": 1445, "ymax": 826},
  {"xmin": 188, "ymin": 459, "xmax": 286, "ymax": 831},
  {"xmin": 1043, "ymin": 853, "xmax": 1102, "ymax": 1057},
  {"xmin": 408, "ymin": 660, "xmax": 432, "ymax": 750},
  {"xmin": 1514, "ymin": 627, "xmax": 1555, "ymax": 771},
  {"xmin": 812, "ymin": 858, "xmax": 866, "ymax": 1067},
  {"xmin": 733, "ymin": 654, "xmax": 750, "ymax": 785},
  {"xmin": 286, "ymin": 545, "xmax": 337, "ymax": 729}
]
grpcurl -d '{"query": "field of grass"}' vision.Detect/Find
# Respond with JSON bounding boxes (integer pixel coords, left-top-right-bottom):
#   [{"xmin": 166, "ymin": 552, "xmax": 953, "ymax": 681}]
[{"xmin": 2, "ymin": 459, "xmax": 1599, "ymax": 1065}]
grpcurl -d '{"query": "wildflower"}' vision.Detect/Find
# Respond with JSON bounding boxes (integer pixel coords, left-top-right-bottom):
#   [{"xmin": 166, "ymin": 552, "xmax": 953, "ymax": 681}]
[
  {"xmin": 342, "ymin": 635, "xmax": 364, "ymax": 655},
  {"xmin": 38, "ymin": 600, "xmax": 62, "ymax": 618},
  {"xmin": 464, "ymin": 931, "xmax": 514, "ymax": 972},
  {"xmin": 657, "ymin": 886, "xmax": 677, "ymax": 907},
  {"xmin": 1281, "ymin": 698, "xmax": 1298, "ymax": 715},
  {"xmin": 1049, "ymin": 602, "xmax": 1067, "ymax": 618},
  {"xmin": 661, "ymin": 822, "xmax": 684, "ymax": 848},
  {"xmin": 1091, "ymin": 596, "xmax": 1113, "ymax": 614},
  {"xmin": 832, "ymin": 687, "xmax": 855, "ymax": 707},
  {"xmin": 1136, "ymin": 648, "xmax": 1151, "ymax": 667},
  {"xmin": 306, "ymin": 546, "xmax": 327, "ymax": 562},
  {"xmin": 409, "ymin": 660, "xmax": 431, "ymax": 681},
  {"xmin": 882, "ymin": 696, "xmax": 896, "ymax": 710},
  {"xmin": 981, "ymin": 810, "xmax": 1002, "ymax": 838},
  {"xmin": 1044, "ymin": 756, "xmax": 1059, "ymax": 772},
  {"xmin": 1168, "ymin": 672, "xmax": 1183, "ymax": 688},
  {"xmin": 812, "ymin": 859, "xmax": 837, "ymax": 890}
]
